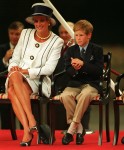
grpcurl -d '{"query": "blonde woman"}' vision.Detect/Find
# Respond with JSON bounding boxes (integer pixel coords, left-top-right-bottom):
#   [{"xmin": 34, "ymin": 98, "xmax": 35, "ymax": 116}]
[{"xmin": 5, "ymin": 3, "xmax": 64, "ymax": 146}]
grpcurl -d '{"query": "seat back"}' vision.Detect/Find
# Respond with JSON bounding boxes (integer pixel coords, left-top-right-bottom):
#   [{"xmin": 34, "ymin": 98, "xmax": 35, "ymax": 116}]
[
  {"xmin": 102, "ymin": 52, "xmax": 111, "ymax": 104},
  {"xmin": 113, "ymin": 71, "xmax": 124, "ymax": 145},
  {"xmin": 53, "ymin": 70, "xmax": 70, "ymax": 95},
  {"xmin": 114, "ymin": 73, "xmax": 124, "ymax": 97}
]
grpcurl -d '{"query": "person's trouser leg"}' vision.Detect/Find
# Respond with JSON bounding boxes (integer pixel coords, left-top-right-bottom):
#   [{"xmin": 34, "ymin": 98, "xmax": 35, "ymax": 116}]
[{"xmin": 73, "ymin": 84, "xmax": 98, "ymax": 123}]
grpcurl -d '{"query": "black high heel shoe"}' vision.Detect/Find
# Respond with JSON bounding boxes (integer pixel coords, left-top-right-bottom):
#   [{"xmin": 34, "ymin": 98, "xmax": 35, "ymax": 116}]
[
  {"xmin": 30, "ymin": 124, "xmax": 38, "ymax": 133},
  {"xmin": 29, "ymin": 122, "xmax": 39, "ymax": 134},
  {"xmin": 30, "ymin": 123, "xmax": 41, "ymax": 144},
  {"xmin": 20, "ymin": 134, "xmax": 34, "ymax": 147}
]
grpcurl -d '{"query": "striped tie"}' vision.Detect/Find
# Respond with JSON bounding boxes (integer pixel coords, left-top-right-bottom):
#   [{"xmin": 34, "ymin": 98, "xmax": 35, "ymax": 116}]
[{"xmin": 80, "ymin": 48, "xmax": 86, "ymax": 59}]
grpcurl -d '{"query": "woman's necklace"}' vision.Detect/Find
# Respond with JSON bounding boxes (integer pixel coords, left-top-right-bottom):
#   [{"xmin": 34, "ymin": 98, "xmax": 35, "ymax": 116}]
[{"xmin": 36, "ymin": 31, "xmax": 51, "ymax": 40}]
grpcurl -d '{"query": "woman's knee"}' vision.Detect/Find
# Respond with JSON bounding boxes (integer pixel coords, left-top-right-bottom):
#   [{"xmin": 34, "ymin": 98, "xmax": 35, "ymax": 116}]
[{"xmin": 9, "ymin": 71, "xmax": 23, "ymax": 83}]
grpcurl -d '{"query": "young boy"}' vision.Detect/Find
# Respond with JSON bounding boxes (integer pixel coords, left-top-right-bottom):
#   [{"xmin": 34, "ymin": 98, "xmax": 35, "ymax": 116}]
[{"xmin": 59, "ymin": 19, "xmax": 104, "ymax": 145}]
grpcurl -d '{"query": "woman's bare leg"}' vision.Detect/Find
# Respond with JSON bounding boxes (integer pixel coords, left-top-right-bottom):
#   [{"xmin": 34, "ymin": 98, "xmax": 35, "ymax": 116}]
[
  {"xmin": 8, "ymin": 72, "xmax": 36, "ymax": 141},
  {"xmin": 8, "ymin": 72, "xmax": 36, "ymax": 127},
  {"xmin": 8, "ymin": 85, "xmax": 32, "ymax": 142}
]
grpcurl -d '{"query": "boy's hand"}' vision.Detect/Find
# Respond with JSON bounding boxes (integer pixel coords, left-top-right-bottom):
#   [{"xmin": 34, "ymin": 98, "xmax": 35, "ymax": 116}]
[{"xmin": 71, "ymin": 58, "xmax": 84, "ymax": 70}]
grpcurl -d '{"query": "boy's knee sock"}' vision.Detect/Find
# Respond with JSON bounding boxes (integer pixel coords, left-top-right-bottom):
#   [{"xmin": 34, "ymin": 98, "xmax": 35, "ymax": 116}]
[
  {"xmin": 67, "ymin": 121, "xmax": 78, "ymax": 135},
  {"xmin": 76, "ymin": 123, "xmax": 83, "ymax": 134}
]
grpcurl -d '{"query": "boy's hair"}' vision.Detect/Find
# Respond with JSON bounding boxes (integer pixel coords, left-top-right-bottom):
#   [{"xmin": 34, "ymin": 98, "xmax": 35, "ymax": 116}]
[
  {"xmin": 8, "ymin": 21, "xmax": 24, "ymax": 30},
  {"xmin": 74, "ymin": 19, "xmax": 93, "ymax": 34}
]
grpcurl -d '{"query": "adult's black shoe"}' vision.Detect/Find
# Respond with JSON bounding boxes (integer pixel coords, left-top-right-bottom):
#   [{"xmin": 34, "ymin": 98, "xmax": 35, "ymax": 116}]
[
  {"xmin": 39, "ymin": 124, "xmax": 50, "ymax": 144},
  {"xmin": 62, "ymin": 133, "xmax": 74, "ymax": 145},
  {"xmin": 76, "ymin": 133, "xmax": 84, "ymax": 145},
  {"xmin": 40, "ymin": 134, "xmax": 49, "ymax": 144},
  {"xmin": 121, "ymin": 136, "xmax": 124, "ymax": 144}
]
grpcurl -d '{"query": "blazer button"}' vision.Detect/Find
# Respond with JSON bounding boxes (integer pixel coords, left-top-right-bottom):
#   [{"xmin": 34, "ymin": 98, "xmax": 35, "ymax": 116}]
[
  {"xmin": 30, "ymin": 55, "xmax": 34, "ymax": 60},
  {"xmin": 35, "ymin": 43, "xmax": 40, "ymax": 48}
]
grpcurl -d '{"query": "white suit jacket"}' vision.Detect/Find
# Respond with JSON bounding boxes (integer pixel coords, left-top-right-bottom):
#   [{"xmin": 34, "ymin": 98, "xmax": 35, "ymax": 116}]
[{"xmin": 6, "ymin": 29, "xmax": 64, "ymax": 97}]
